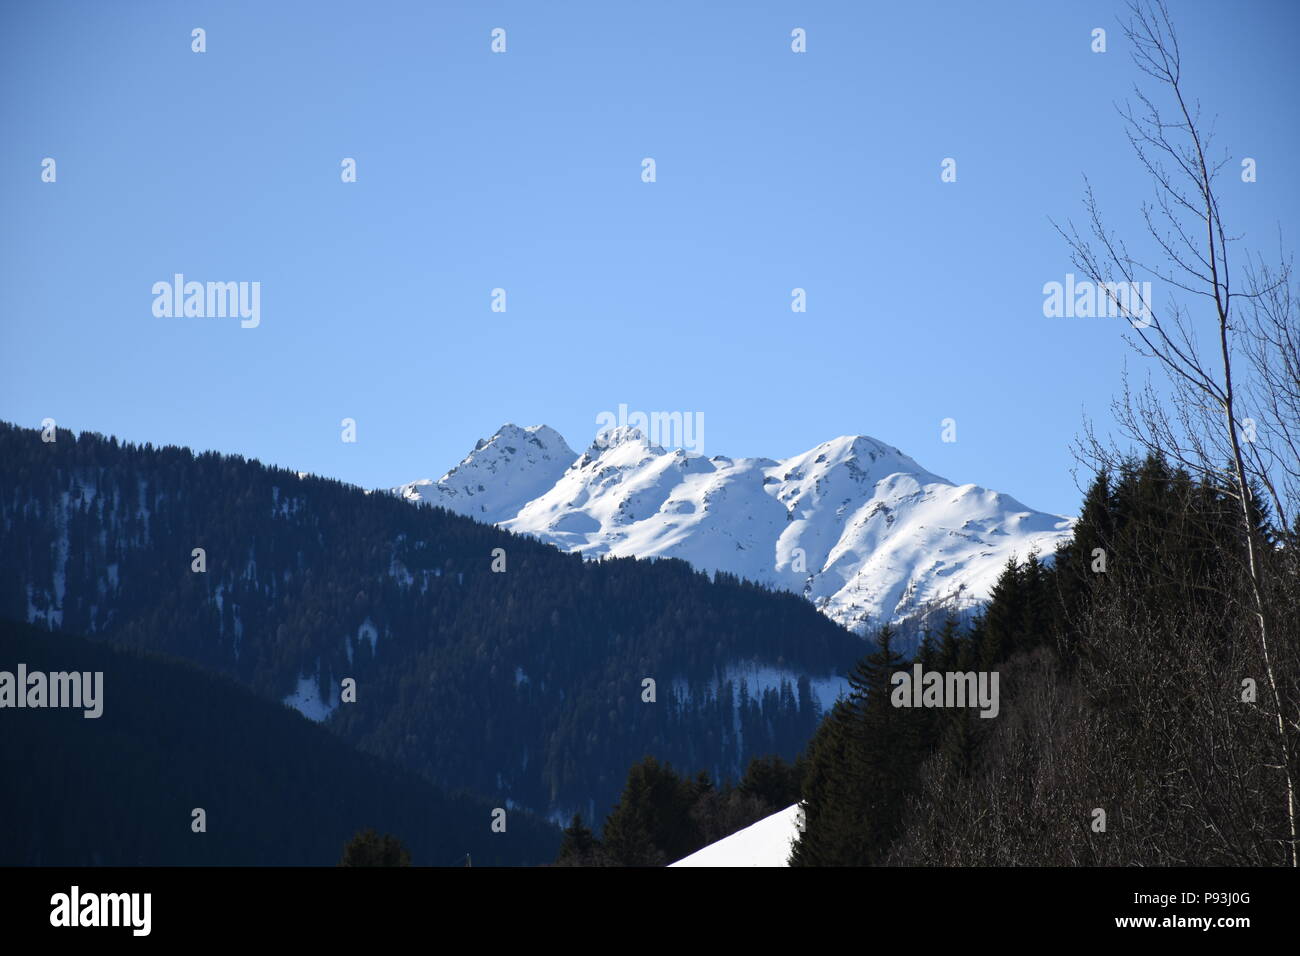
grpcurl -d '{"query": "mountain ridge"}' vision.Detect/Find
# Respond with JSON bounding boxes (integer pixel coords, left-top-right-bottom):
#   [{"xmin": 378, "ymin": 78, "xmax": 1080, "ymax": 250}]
[{"xmin": 396, "ymin": 424, "xmax": 1075, "ymax": 636}]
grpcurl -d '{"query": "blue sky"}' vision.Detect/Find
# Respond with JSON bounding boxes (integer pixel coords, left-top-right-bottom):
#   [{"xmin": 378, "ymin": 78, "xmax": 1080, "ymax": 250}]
[{"xmin": 2, "ymin": 0, "xmax": 1297, "ymax": 517}]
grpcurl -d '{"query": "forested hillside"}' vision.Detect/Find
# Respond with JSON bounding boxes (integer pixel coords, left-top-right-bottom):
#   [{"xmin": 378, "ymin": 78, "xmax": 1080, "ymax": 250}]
[
  {"xmin": 792, "ymin": 456, "xmax": 1300, "ymax": 866},
  {"xmin": 0, "ymin": 421, "xmax": 864, "ymax": 821},
  {"xmin": 0, "ymin": 617, "xmax": 559, "ymax": 865}
]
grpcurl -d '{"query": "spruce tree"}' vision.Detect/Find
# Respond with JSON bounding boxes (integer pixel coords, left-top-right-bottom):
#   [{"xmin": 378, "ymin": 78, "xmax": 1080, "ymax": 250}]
[
  {"xmin": 792, "ymin": 625, "xmax": 923, "ymax": 865},
  {"xmin": 555, "ymin": 814, "xmax": 601, "ymax": 865},
  {"xmin": 979, "ymin": 557, "xmax": 1024, "ymax": 667}
]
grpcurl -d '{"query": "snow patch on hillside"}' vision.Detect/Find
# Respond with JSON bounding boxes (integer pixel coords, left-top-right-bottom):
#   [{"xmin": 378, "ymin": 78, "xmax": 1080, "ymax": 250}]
[
  {"xmin": 283, "ymin": 673, "xmax": 338, "ymax": 722},
  {"xmin": 671, "ymin": 663, "xmax": 847, "ymax": 714}
]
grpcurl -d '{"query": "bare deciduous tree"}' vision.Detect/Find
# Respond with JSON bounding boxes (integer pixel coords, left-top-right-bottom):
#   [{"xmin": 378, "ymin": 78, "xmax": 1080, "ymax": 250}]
[{"xmin": 1051, "ymin": 0, "xmax": 1297, "ymax": 866}]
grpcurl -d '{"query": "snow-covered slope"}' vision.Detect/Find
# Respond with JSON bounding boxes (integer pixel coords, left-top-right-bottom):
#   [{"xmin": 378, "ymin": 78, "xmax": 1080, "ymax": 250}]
[
  {"xmin": 395, "ymin": 424, "xmax": 1073, "ymax": 635},
  {"xmin": 669, "ymin": 804, "xmax": 801, "ymax": 867}
]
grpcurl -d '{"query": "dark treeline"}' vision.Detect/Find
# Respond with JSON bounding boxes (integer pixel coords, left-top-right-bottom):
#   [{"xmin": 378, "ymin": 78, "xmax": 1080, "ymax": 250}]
[
  {"xmin": 790, "ymin": 454, "xmax": 1300, "ymax": 865},
  {"xmin": 338, "ymin": 828, "xmax": 415, "ymax": 866},
  {"xmin": 554, "ymin": 754, "xmax": 803, "ymax": 866},
  {"xmin": 0, "ymin": 617, "xmax": 559, "ymax": 866},
  {"xmin": 0, "ymin": 421, "xmax": 859, "ymax": 820}
]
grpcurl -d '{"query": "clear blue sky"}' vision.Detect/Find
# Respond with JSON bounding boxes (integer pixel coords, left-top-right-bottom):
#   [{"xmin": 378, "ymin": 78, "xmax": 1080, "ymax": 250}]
[{"xmin": 3, "ymin": 0, "xmax": 1297, "ymax": 516}]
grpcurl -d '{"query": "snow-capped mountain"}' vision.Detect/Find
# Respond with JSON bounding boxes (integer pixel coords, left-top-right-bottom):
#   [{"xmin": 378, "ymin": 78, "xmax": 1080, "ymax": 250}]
[
  {"xmin": 395, "ymin": 424, "xmax": 1073, "ymax": 635},
  {"xmin": 394, "ymin": 423, "xmax": 576, "ymax": 524}
]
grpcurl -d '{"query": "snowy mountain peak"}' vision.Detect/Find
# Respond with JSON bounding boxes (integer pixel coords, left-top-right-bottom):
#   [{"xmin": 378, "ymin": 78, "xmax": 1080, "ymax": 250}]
[
  {"xmin": 587, "ymin": 425, "xmax": 664, "ymax": 456},
  {"xmin": 393, "ymin": 423, "xmax": 576, "ymax": 524},
  {"xmin": 820, "ymin": 433, "xmax": 904, "ymax": 459},
  {"xmin": 783, "ymin": 434, "xmax": 939, "ymax": 483},
  {"xmin": 473, "ymin": 422, "xmax": 570, "ymax": 454},
  {"xmin": 396, "ymin": 425, "xmax": 1073, "ymax": 639}
]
